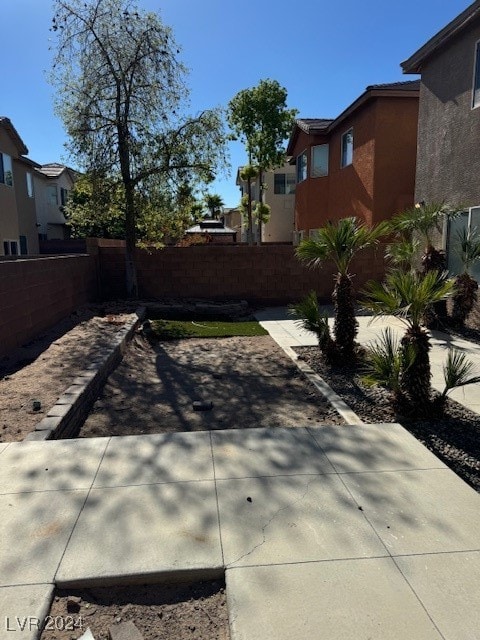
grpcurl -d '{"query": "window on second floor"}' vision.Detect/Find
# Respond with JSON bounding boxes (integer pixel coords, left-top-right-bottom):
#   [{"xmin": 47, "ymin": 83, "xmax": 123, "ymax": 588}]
[
  {"xmin": 341, "ymin": 129, "xmax": 354, "ymax": 167},
  {"xmin": 297, "ymin": 151, "xmax": 307, "ymax": 183},
  {"xmin": 0, "ymin": 153, "xmax": 13, "ymax": 186},
  {"xmin": 60, "ymin": 187, "xmax": 68, "ymax": 206},
  {"xmin": 48, "ymin": 185, "xmax": 58, "ymax": 205},
  {"xmin": 473, "ymin": 41, "xmax": 480, "ymax": 108},
  {"xmin": 311, "ymin": 144, "xmax": 329, "ymax": 177},
  {"xmin": 274, "ymin": 173, "xmax": 296, "ymax": 195},
  {"xmin": 26, "ymin": 172, "xmax": 34, "ymax": 198}
]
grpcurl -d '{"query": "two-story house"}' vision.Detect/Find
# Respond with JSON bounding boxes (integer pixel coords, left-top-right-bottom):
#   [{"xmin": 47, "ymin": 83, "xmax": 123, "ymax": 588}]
[
  {"xmin": 402, "ymin": 0, "xmax": 480, "ymax": 277},
  {"xmin": 236, "ymin": 161, "xmax": 296, "ymax": 243},
  {"xmin": 0, "ymin": 117, "xmax": 39, "ymax": 255},
  {"xmin": 286, "ymin": 81, "xmax": 420, "ymax": 236},
  {"xmin": 34, "ymin": 163, "xmax": 77, "ymax": 241}
]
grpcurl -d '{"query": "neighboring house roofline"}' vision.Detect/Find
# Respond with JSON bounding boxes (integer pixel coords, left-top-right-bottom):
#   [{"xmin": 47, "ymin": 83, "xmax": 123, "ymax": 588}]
[
  {"xmin": 15, "ymin": 156, "xmax": 42, "ymax": 169},
  {"xmin": 401, "ymin": 0, "xmax": 480, "ymax": 73},
  {"xmin": 286, "ymin": 80, "xmax": 420, "ymax": 155},
  {"xmin": 34, "ymin": 163, "xmax": 78, "ymax": 181},
  {"xmin": 0, "ymin": 116, "xmax": 28, "ymax": 156}
]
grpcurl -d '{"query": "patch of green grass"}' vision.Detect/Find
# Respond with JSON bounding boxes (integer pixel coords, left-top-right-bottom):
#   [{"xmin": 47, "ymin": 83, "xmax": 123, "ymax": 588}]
[{"xmin": 151, "ymin": 319, "xmax": 268, "ymax": 340}]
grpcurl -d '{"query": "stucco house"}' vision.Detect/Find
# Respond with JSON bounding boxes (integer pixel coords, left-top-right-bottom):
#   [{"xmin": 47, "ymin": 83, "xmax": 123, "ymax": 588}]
[
  {"xmin": 401, "ymin": 0, "xmax": 480, "ymax": 277},
  {"xmin": 286, "ymin": 82, "xmax": 420, "ymax": 237},
  {"xmin": 236, "ymin": 162, "xmax": 296, "ymax": 243},
  {"xmin": 34, "ymin": 163, "xmax": 77, "ymax": 241},
  {"xmin": 0, "ymin": 117, "xmax": 39, "ymax": 255}
]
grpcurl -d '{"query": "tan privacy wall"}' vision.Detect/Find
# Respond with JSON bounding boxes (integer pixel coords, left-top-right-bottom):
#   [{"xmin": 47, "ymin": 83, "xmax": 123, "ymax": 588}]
[{"xmin": 0, "ymin": 255, "xmax": 97, "ymax": 356}]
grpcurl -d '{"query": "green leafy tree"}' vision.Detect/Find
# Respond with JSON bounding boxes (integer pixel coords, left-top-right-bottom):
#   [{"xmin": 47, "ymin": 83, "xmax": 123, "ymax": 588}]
[
  {"xmin": 238, "ymin": 165, "xmax": 258, "ymax": 242},
  {"xmin": 50, "ymin": 0, "xmax": 227, "ymax": 297},
  {"xmin": 296, "ymin": 217, "xmax": 387, "ymax": 358},
  {"xmin": 228, "ymin": 79, "xmax": 297, "ymax": 244}
]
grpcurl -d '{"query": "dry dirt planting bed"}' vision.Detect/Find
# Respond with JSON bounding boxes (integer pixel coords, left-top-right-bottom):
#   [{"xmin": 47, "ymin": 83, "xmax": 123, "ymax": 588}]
[
  {"xmin": 80, "ymin": 334, "xmax": 343, "ymax": 437},
  {"xmin": 0, "ymin": 305, "xmax": 137, "ymax": 442},
  {"xmin": 41, "ymin": 579, "xmax": 229, "ymax": 640}
]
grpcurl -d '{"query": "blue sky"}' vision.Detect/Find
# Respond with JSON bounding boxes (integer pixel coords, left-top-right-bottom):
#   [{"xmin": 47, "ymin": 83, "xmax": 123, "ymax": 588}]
[{"xmin": 2, "ymin": 0, "xmax": 470, "ymax": 207}]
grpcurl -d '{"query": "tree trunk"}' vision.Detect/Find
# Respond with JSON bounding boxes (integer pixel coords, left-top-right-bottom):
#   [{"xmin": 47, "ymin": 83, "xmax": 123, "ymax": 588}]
[
  {"xmin": 124, "ymin": 181, "xmax": 138, "ymax": 298},
  {"xmin": 452, "ymin": 272, "xmax": 478, "ymax": 326},
  {"xmin": 257, "ymin": 167, "xmax": 263, "ymax": 245},
  {"xmin": 246, "ymin": 175, "xmax": 253, "ymax": 246},
  {"xmin": 400, "ymin": 326, "xmax": 431, "ymax": 414},
  {"xmin": 332, "ymin": 273, "xmax": 358, "ymax": 357}
]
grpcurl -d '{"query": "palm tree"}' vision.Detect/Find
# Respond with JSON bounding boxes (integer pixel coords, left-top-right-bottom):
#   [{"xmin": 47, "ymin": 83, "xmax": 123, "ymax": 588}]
[
  {"xmin": 290, "ymin": 291, "xmax": 336, "ymax": 362},
  {"xmin": 451, "ymin": 227, "xmax": 480, "ymax": 326},
  {"xmin": 362, "ymin": 269, "xmax": 454, "ymax": 414},
  {"xmin": 296, "ymin": 217, "xmax": 387, "ymax": 358},
  {"xmin": 388, "ymin": 202, "xmax": 453, "ymax": 326},
  {"xmin": 204, "ymin": 193, "xmax": 224, "ymax": 220}
]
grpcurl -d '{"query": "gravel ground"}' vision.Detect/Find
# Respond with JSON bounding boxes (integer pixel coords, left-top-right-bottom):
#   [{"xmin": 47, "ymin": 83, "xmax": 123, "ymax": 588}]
[{"xmin": 296, "ymin": 346, "xmax": 480, "ymax": 493}]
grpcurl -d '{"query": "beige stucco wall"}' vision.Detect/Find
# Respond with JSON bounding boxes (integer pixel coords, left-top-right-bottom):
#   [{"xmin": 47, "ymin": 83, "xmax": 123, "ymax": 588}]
[
  {"xmin": 237, "ymin": 162, "xmax": 296, "ymax": 243},
  {"xmin": 34, "ymin": 171, "xmax": 73, "ymax": 240},
  {"xmin": 0, "ymin": 128, "xmax": 20, "ymax": 254},
  {"xmin": 14, "ymin": 160, "xmax": 39, "ymax": 254},
  {"xmin": 262, "ymin": 164, "xmax": 296, "ymax": 242}
]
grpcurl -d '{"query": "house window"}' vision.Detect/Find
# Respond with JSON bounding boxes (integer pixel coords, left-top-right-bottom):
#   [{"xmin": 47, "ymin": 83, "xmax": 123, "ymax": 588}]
[
  {"xmin": 311, "ymin": 144, "xmax": 329, "ymax": 177},
  {"xmin": 447, "ymin": 206, "xmax": 480, "ymax": 280},
  {"xmin": 19, "ymin": 235, "xmax": 28, "ymax": 255},
  {"xmin": 274, "ymin": 173, "xmax": 296, "ymax": 195},
  {"xmin": 341, "ymin": 129, "xmax": 354, "ymax": 167},
  {"xmin": 297, "ymin": 151, "xmax": 307, "ymax": 183},
  {"xmin": 473, "ymin": 41, "xmax": 480, "ymax": 108},
  {"xmin": 60, "ymin": 187, "xmax": 68, "ymax": 206},
  {"xmin": 26, "ymin": 172, "xmax": 34, "ymax": 198},
  {"xmin": 3, "ymin": 240, "xmax": 18, "ymax": 256},
  {"xmin": 0, "ymin": 153, "xmax": 13, "ymax": 186},
  {"xmin": 48, "ymin": 185, "xmax": 58, "ymax": 205}
]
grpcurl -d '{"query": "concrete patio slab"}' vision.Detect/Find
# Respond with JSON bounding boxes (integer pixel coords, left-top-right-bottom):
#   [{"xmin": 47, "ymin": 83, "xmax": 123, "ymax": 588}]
[
  {"xmin": 395, "ymin": 551, "xmax": 480, "ymax": 640},
  {"xmin": 55, "ymin": 481, "xmax": 223, "ymax": 587},
  {"xmin": 0, "ymin": 490, "xmax": 87, "ymax": 586},
  {"xmin": 0, "ymin": 584, "xmax": 54, "ymax": 640},
  {"xmin": 0, "ymin": 443, "xmax": 9, "ymax": 455},
  {"xmin": 93, "ymin": 431, "xmax": 214, "ymax": 488},
  {"xmin": 216, "ymin": 474, "xmax": 387, "ymax": 568},
  {"xmin": 226, "ymin": 558, "xmax": 443, "ymax": 640},
  {"xmin": 307, "ymin": 423, "xmax": 447, "ymax": 473},
  {"xmin": 0, "ymin": 439, "xmax": 108, "ymax": 494},
  {"xmin": 211, "ymin": 427, "xmax": 335, "ymax": 479},
  {"xmin": 342, "ymin": 469, "xmax": 480, "ymax": 555}
]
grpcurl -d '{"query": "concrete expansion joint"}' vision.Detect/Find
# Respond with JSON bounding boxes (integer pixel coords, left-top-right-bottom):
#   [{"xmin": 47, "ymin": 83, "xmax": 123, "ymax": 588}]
[{"xmin": 24, "ymin": 307, "xmax": 146, "ymax": 442}]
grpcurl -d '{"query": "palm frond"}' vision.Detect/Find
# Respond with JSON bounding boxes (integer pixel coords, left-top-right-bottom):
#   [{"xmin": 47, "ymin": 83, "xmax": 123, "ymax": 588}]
[
  {"xmin": 442, "ymin": 349, "xmax": 480, "ymax": 397},
  {"xmin": 295, "ymin": 217, "xmax": 387, "ymax": 274},
  {"xmin": 454, "ymin": 226, "xmax": 480, "ymax": 273},
  {"xmin": 361, "ymin": 270, "xmax": 454, "ymax": 328}
]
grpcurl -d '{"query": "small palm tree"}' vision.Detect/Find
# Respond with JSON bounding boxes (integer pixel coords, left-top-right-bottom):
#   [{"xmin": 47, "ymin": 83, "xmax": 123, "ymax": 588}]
[
  {"xmin": 296, "ymin": 217, "xmax": 387, "ymax": 358},
  {"xmin": 290, "ymin": 291, "xmax": 336, "ymax": 362},
  {"xmin": 451, "ymin": 227, "xmax": 480, "ymax": 326},
  {"xmin": 438, "ymin": 349, "xmax": 480, "ymax": 409},
  {"xmin": 362, "ymin": 269, "xmax": 454, "ymax": 413}
]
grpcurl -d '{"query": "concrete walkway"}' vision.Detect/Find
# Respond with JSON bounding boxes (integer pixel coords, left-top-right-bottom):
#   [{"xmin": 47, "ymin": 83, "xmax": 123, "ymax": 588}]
[
  {"xmin": 1, "ymin": 309, "xmax": 480, "ymax": 639},
  {"xmin": 1, "ymin": 425, "xmax": 480, "ymax": 640},
  {"xmin": 255, "ymin": 307, "xmax": 480, "ymax": 416}
]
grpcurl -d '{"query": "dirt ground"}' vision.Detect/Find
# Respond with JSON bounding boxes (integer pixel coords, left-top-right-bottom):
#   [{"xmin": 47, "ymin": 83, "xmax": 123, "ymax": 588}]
[
  {"xmin": 0, "ymin": 305, "xmax": 137, "ymax": 442},
  {"xmin": 40, "ymin": 579, "xmax": 229, "ymax": 640},
  {"xmin": 79, "ymin": 333, "xmax": 343, "ymax": 437}
]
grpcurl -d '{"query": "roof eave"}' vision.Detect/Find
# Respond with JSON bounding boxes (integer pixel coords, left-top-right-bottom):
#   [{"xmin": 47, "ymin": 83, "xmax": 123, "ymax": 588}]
[{"xmin": 401, "ymin": 1, "xmax": 480, "ymax": 74}]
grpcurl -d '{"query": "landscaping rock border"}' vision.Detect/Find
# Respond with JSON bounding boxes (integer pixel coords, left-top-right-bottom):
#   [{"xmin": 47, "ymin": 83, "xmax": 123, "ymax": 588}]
[{"xmin": 24, "ymin": 307, "xmax": 146, "ymax": 441}]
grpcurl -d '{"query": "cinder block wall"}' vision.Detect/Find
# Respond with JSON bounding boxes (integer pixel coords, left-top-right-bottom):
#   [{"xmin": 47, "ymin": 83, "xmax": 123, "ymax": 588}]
[
  {"xmin": 95, "ymin": 241, "xmax": 386, "ymax": 304},
  {"xmin": 0, "ymin": 256, "xmax": 97, "ymax": 357}
]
